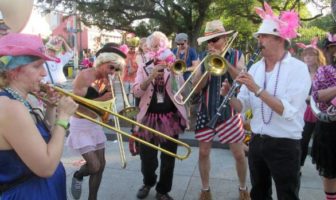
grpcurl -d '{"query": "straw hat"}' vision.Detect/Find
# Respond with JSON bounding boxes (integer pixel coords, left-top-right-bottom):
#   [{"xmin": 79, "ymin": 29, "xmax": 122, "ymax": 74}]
[
  {"xmin": 197, "ymin": 20, "xmax": 234, "ymax": 45},
  {"xmin": 0, "ymin": 0, "xmax": 33, "ymax": 33}
]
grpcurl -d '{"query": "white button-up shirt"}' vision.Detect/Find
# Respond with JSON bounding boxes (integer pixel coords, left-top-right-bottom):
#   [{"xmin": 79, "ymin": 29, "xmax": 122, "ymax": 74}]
[{"xmin": 237, "ymin": 52, "xmax": 311, "ymax": 139}]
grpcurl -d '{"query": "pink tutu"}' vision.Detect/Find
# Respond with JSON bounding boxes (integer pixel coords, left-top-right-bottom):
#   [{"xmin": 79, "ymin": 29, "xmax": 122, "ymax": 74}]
[
  {"xmin": 138, "ymin": 111, "xmax": 186, "ymax": 143},
  {"xmin": 66, "ymin": 117, "xmax": 107, "ymax": 154}
]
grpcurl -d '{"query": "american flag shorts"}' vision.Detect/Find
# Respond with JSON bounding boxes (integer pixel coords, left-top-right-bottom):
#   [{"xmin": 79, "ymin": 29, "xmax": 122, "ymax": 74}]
[{"xmin": 195, "ymin": 113, "xmax": 245, "ymax": 144}]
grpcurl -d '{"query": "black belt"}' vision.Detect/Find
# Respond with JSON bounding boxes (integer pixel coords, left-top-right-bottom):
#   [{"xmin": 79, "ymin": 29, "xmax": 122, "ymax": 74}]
[{"xmin": 252, "ymin": 133, "xmax": 272, "ymax": 139}]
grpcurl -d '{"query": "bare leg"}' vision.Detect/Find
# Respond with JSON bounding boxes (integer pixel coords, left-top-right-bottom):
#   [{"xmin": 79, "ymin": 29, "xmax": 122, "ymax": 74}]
[
  {"xmin": 76, "ymin": 148, "xmax": 106, "ymax": 200},
  {"xmin": 324, "ymin": 177, "xmax": 336, "ymax": 192},
  {"xmin": 229, "ymin": 142, "xmax": 248, "ymax": 188},
  {"xmin": 198, "ymin": 141, "xmax": 212, "ymax": 189}
]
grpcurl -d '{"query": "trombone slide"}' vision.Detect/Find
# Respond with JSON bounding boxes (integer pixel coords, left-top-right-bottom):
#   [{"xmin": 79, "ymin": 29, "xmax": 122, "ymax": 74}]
[{"xmin": 52, "ymin": 86, "xmax": 191, "ymax": 160}]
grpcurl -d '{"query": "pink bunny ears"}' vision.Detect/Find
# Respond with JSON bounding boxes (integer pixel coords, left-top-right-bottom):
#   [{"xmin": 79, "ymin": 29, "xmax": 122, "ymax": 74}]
[
  {"xmin": 255, "ymin": 2, "xmax": 300, "ymax": 40},
  {"xmin": 296, "ymin": 37, "xmax": 319, "ymax": 49},
  {"xmin": 327, "ymin": 32, "xmax": 336, "ymax": 43}
]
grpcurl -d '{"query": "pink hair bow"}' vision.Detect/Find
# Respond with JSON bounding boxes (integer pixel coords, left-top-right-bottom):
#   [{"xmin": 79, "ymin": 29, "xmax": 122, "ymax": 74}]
[{"xmin": 296, "ymin": 37, "xmax": 318, "ymax": 49}]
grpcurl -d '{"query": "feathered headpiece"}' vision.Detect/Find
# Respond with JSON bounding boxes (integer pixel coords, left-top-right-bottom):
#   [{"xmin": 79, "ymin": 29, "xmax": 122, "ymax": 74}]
[{"xmin": 254, "ymin": 2, "xmax": 300, "ymax": 41}]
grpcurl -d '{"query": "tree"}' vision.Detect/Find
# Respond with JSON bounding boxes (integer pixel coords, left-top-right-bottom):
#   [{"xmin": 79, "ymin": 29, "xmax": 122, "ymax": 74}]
[{"xmin": 37, "ymin": 0, "xmax": 330, "ymax": 49}]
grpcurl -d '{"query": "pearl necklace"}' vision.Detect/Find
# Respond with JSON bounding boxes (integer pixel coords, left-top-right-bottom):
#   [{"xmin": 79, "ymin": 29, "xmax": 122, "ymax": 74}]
[
  {"xmin": 261, "ymin": 61, "xmax": 282, "ymax": 125},
  {"xmin": 4, "ymin": 87, "xmax": 33, "ymax": 112}
]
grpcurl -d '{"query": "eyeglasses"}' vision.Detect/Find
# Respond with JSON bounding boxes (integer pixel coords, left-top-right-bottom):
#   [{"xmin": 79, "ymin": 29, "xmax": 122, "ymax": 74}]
[
  {"xmin": 176, "ymin": 43, "xmax": 185, "ymax": 46},
  {"xmin": 207, "ymin": 37, "xmax": 221, "ymax": 44},
  {"xmin": 108, "ymin": 65, "xmax": 120, "ymax": 71}
]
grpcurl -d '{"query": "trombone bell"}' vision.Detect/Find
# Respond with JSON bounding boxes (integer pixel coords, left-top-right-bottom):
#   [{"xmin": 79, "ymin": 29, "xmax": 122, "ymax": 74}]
[{"xmin": 204, "ymin": 55, "xmax": 228, "ymax": 76}]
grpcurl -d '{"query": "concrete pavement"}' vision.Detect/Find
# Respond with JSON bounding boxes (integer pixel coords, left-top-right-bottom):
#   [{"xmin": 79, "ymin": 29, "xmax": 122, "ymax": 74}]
[
  {"xmin": 61, "ymin": 78, "xmax": 324, "ymax": 200},
  {"xmin": 62, "ymin": 137, "xmax": 324, "ymax": 200}
]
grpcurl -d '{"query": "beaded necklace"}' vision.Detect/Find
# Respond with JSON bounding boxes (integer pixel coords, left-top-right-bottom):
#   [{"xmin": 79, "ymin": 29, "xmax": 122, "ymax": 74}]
[
  {"xmin": 4, "ymin": 87, "xmax": 33, "ymax": 112},
  {"xmin": 261, "ymin": 57, "xmax": 283, "ymax": 125}
]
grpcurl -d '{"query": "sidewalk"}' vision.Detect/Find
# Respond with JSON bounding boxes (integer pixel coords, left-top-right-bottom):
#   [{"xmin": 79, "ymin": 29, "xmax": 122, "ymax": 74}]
[
  {"xmin": 62, "ymin": 78, "xmax": 324, "ymax": 200},
  {"xmin": 62, "ymin": 138, "xmax": 323, "ymax": 200}
]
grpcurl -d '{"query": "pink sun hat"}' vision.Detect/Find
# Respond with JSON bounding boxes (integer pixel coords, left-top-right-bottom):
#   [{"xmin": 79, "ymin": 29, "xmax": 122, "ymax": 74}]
[{"xmin": 0, "ymin": 33, "xmax": 58, "ymax": 62}]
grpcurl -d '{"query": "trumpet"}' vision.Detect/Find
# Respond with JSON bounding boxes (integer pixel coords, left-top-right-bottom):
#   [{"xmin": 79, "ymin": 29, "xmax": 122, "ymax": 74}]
[
  {"xmin": 207, "ymin": 48, "xmax": 261, "ymax": 129},
  {"xmin": 42, "ymin": 85, "xmax": 192, "ymax": 160},
  {"xmin": 173, "ymin": 32, "xmax": 238, "ymax": 105},
  {"xmin": 108, "ymin": 74, "xmax": 127, "ymax": 169},
  {"xmin": 171, "ymin": 60, "xmax": 187, "ymax": 75}
]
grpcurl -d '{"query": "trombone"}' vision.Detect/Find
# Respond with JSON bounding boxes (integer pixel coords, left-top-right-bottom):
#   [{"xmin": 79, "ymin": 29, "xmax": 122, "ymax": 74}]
[
  {"xmin": 116, "ymin": 73, "xmax": 139, "ymax": 119},
  {"xmin": 108, "ymin": 74, "xmax": 127, "ymax": 169},
  {"xmin": 173, "ymin": 31, "xmax": 238, "ymax": 105},
  {"xmin": 50, "ymin": 85, "xmax": 192, "ymax": 160}
]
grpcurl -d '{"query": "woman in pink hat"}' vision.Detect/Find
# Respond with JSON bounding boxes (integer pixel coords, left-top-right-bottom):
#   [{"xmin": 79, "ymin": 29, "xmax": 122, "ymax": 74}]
[
  {"xmin": 296, "ymin": 38, "xmax": 326, "ymax": 170},
  {"xmin": 0, "ymin": 33, "xmax": 78, "ymax": 199}
]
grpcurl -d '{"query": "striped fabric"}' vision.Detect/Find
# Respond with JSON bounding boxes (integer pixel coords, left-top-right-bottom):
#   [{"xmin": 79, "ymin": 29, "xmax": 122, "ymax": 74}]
[{"xmin": 195, "ymin": 113, "xmax": 245, "ymax": 143}]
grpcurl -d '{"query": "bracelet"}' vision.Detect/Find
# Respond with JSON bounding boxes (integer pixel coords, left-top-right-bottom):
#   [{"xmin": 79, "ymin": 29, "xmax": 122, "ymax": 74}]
[
  {"xmin": 255, "ymin": 87, "xmax": 264, "ymax": 97},
  {"xmin": 55, "ymin": 119, "xmax": 69, "ymax": 130}
]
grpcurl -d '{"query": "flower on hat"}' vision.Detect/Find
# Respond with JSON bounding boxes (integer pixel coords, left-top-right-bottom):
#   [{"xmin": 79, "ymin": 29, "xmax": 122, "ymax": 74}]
[
  {"xmin": 255, "ymin": 2, "xmax": 300, "ymax": 40},
  {"xmin": 296, "ymin": 37, "xmax": 319, "ymax": 49}
]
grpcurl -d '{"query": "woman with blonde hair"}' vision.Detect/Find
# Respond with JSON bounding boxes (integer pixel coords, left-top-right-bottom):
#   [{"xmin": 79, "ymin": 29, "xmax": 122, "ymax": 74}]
[
  {"xmin": 296, "ymin": 38, "xmax": 326, "ymax": 169},
  {"xmin": 67, "ymin": 46, "xmax": 126, "ymax": 200}
]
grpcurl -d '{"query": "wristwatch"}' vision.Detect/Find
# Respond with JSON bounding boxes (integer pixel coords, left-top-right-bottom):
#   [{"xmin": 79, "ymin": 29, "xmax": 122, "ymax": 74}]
[{"xmin": 55, "ymin": 119, "xmax": 70, "ymax": 130}]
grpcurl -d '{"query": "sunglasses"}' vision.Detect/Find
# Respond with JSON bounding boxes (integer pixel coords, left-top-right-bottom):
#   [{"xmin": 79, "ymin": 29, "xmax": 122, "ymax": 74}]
[
  {"xmin": 207, "ymin": 37, "xmax": 221, "ymax": 44},
  {"xmin": 176, "ymin": 43, "xmax": 185, "ymax": 46},
  {"xmin": 108, "ymin": 65, "xmax": 120, "ymax": 71}
]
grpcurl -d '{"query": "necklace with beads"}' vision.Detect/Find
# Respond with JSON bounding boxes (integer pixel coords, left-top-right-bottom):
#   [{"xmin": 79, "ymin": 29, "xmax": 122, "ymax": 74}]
[
  {"xmin": 4, "ymin": 87, "xmax": 33, "ymax": 112},
  {"xmin": 261, "ymin": 57, "xmax": 284, "ymax": 125}
]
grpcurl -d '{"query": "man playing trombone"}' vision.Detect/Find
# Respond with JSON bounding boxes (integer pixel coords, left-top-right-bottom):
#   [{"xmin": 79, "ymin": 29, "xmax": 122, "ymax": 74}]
[
  {"xmin": 66, "ymin": 45, "xmax": 126, "ymax": 200},
  {"xmin": 193, "ymin": 20, "xmax": 250, "ymax": 200}
]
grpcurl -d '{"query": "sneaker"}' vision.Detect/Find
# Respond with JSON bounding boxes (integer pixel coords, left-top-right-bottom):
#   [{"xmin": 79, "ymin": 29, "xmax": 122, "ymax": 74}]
[
  {"xmin": 199, "ymin": 189, "xmax": 212, "ymax": 200},
  {"xmin": 136, "ymin": 185, "xmax": 151, "ymax": 199},
  {"xmin": 239, "ymin": 187, "xmax": 251, "ymax": 200},
  {"xmin": 71, "ymin": 173, "xmax": 83, "ymax": 200},
  {"xmin": 156, "ymin": 192, "xmax": 174, "ymax": 200}
]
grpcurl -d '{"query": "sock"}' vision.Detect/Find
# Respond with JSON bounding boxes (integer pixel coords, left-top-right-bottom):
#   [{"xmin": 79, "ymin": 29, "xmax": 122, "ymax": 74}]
[
  {"xmin": 201, "ymin": 187, "xmax": 210, "ymax": 191},
  {"xmin": 326, "ymin": 191, "xmax": 336, "ymax": 200}
]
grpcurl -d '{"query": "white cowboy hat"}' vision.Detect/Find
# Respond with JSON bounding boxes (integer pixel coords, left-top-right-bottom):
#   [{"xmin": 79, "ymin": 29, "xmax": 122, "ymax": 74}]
[
  {"xmin": 197, "ymin": 20, "xmax": 234, "ymax": 45},
  {"xmin": 0, "ymin": 0, "xmax": 33, "ymax": 33}
]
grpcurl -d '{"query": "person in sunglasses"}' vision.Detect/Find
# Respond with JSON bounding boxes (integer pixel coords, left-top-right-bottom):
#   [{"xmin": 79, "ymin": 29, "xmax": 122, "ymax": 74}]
[
  {"xmin": 193, "ymin": 20, "xmax": 250, "ymax": 200},
  {"xmin": 66, "ymin": 46, "xmax": 126, "ymax": 200},
  {"xmin": 172, "ymin": 33, "xmax": 200, "ymax": 130}
]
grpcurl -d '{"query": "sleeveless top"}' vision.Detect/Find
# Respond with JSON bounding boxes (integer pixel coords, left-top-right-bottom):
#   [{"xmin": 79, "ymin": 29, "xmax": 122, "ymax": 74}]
[{"xmin": 0, "ymin": 91, "xmax": 66, "ymax": 200}]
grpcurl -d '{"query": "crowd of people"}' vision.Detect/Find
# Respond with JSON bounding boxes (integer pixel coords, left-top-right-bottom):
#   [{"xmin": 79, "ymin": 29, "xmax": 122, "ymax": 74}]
[{"xmin": 0, "ymin": 2, "xmax": 336, "ymax": 200}]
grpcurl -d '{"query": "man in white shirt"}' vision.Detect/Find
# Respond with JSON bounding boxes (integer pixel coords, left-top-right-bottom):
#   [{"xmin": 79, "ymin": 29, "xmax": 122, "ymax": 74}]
[
  {"xmin": 43, "ymin": 36, "xmax": 74, "ymax": 85},
  {"xmin": 222, "ymin": 3, "xmax": 311, "ymax": 200}
]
